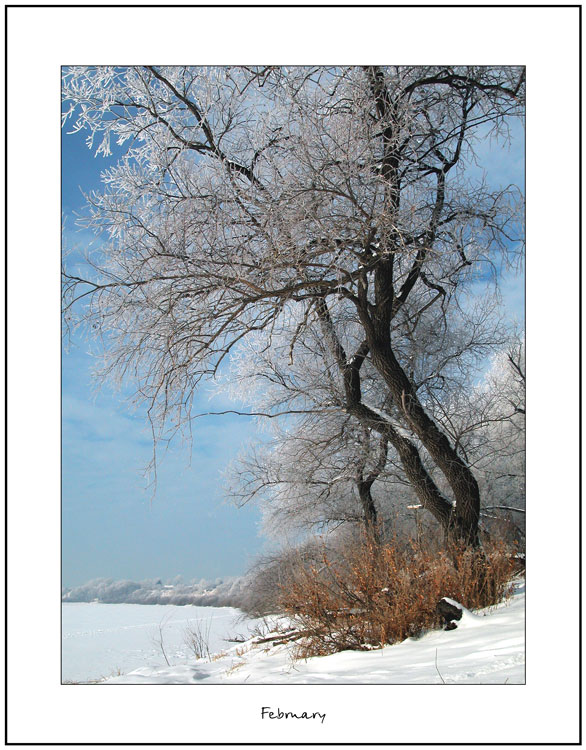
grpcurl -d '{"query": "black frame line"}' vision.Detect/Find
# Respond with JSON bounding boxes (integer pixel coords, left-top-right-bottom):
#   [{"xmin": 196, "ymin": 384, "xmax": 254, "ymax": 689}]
[{"xmin": 4, "ymin": 3, "xmax": 581, "ymax": 746}]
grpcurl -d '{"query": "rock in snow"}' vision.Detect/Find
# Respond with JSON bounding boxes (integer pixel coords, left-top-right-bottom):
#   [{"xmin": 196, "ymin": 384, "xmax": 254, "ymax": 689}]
[{"xmin": 437, "ymin": 597, "xmax": 464, "ymax": 629}]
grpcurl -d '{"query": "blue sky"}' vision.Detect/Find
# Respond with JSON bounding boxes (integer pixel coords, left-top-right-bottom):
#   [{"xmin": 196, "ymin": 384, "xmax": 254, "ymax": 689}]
[
  {"xmin": 61, "ymin": 92, "xmax": 525, "ymax": 588},
  {"xmin": 62, "ymin": 129, "xmax": 265, "ymax": 587}
]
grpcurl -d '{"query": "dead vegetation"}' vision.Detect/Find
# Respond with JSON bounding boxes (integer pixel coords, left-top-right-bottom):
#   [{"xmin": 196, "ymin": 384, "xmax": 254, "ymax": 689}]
[{"xmin": 274, "ymin": 534, "xmax": 518, "ymax": 658}]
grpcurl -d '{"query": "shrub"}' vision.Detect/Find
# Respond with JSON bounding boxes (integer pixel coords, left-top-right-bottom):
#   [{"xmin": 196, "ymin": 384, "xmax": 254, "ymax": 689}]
[
  {"xmin": 278, "ymin": 534, "xmax": 518, "ymax": 658},
  {"xmin": 238, "ymin": 540, "xmax": 325, "ymax": 617}
]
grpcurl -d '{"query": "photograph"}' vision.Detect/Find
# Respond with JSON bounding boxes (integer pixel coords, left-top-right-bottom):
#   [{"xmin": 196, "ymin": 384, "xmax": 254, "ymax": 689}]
[{"xmin": 61, "ymin": 63, "xmax": 526, "ymax": 686}]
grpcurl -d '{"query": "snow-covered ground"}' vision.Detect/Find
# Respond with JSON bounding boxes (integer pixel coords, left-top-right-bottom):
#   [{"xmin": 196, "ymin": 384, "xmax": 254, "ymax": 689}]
[
  {"xmin": 62, "ymin": 603, "xmax": 263, "ymax": 683},
  {"xmin": 102, "ymin": 578, "xmax": 525, "ymax": 685}
]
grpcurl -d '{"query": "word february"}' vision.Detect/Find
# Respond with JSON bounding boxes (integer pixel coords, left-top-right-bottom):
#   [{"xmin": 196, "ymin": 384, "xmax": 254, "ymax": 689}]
[{"xmin": 261, "ymin": 707, "xmax": 326, "ymax": 724}]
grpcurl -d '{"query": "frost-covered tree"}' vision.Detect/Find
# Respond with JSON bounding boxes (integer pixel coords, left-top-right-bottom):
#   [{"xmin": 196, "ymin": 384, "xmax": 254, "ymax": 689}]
[
  {"xmin": 221, "ymin": 288, "xmax": 509, "ymax": 542},
  {"xmin": 228, "ymin": 410, "xmax": 392, "ymax": 540},
  {"xmin": 219, "ymin": 310, "xmax": 395, "ymax": 539},
  {"xmin": 62, "ymin": 66, "xmax": 524, "ymax": 545},
  {"xmin": 468, "ymin": 336, "xmax": 525, "ymax": 539}
]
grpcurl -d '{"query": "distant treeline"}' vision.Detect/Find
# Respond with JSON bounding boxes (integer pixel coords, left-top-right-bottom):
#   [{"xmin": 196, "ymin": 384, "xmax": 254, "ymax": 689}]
[{"xmin": 62, "ymin": 576, "xmax": 247, "ymax": 607}]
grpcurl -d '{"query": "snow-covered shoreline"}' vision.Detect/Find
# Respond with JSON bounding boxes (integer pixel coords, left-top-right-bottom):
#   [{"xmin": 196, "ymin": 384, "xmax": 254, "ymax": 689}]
[
  {"xmin": 62, "ymin": 576, "xmax": 246, "ymax": 607},
  {"xmin": 102, "ymin": 578, "xmax": 525, "ymax": 685}
]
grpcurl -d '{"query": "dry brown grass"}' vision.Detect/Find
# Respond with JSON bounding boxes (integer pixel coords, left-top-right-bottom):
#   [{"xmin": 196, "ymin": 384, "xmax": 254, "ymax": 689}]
[
  {"xmin": 224, "ymin": 660, "xmax": 247, "ymax": 676},
  {"xmin": 208, "ymin": 649, "xmax": 228, "ymax": 662},
  {"xmin": 278, "ymin": 534, "xmax": 518, "ymax": 658}
]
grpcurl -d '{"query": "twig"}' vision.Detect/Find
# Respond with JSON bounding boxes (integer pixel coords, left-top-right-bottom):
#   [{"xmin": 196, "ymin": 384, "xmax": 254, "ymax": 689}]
[
  {"xmin": 254, "ymin": 630, "xmax": 308, "ymax": 646},
  {"xmin": 435, "ymin": 649, "xmax": 446, "ymax": 684},
  {"xmin": 152, "ymin": 614, "xmax": 172, "ymax": 666}
]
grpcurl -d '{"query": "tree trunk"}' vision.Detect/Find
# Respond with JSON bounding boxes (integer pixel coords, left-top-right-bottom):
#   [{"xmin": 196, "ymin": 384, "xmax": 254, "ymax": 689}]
[
  {"xmin": 361, "ymin": 66, "xmax": 481, "ymax": 546},
  {"xmin": 357, "ymin": 480, "xmax": 380, "ymax": 543},
  {"xmin": 315, "ymin": 296, "xmax": 462, "ymax": 543},
  {"xmin": 368, "ymin": 339, "xmax": 480, "ymax": 545},
  {"xmin": 348, "ymin": 402, "xmax": 454, "ymax": 533}
]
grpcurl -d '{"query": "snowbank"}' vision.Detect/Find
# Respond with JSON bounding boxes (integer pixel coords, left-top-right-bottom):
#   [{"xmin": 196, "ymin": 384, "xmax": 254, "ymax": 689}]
[{"xmin": 104, "ymin": 578, "xmax": 525, "ymax": 684}]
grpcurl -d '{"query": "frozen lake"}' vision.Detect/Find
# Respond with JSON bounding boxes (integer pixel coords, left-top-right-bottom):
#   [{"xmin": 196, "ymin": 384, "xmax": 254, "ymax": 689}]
[{"xmin": 62, "ymin": 603, "xmax": 260, "ymax": 683}]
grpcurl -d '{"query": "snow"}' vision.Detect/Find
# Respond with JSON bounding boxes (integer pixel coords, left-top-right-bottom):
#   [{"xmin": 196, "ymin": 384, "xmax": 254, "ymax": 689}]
[
  {"xmin": 101, "ymin": 578, "xmax": 525, "ymax": 685},
  {"xmin": 62, "ymin": 603, "xmax": 264, "ymax": 683}
]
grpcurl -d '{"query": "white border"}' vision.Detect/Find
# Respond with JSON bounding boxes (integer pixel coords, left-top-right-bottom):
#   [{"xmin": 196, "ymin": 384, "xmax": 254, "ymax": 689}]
[{"xmin": 7, "ymin": 5, "xmax": 580, "ymax": 745}]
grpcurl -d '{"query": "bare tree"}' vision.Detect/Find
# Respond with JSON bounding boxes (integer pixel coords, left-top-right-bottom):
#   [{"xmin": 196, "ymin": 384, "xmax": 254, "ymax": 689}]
[
  {"xmin": 63, "ymin": 65, "xmax": 524, "ymax": 546},
  {"xmin": 219, "ymin": 313, "xmax": 400, "ymax": 540},
  {"xmin": 220, "ymin": 260, "xmax": 511, "ymax": 543}
]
